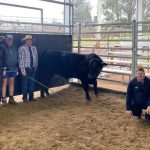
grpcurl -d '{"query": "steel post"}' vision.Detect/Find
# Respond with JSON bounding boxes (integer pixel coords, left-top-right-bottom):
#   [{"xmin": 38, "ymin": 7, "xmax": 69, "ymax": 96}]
[{"xmin": 132, "ymin": 20, "xmax": 138, "ymax": 79}]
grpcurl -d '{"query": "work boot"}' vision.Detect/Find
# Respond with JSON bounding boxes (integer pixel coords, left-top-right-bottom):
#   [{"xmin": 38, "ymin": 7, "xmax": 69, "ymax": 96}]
[
  {"xmin": 8, "ymin": 96, "xmax": 18, "ymax": 105},
  {"xmin": 2, "ymin": 98, "xmax": 8, "ymax": 107}
]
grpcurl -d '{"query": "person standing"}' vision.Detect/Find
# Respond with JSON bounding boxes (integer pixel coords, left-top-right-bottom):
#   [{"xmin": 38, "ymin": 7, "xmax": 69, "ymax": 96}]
[
  {"xmin": 0, "ymin": 35, "xmax": 7, "ymax": 106},
  {"xmin": 18, "ymin": 35, "xmax": 38, "ymax": 102},
  {"xmin": 126, "ymin": 67, "xmax": 150, "ymax": 120},
  {"xmin": 2, "ymin": 34, "xmax": 18, "ymax": 105}
]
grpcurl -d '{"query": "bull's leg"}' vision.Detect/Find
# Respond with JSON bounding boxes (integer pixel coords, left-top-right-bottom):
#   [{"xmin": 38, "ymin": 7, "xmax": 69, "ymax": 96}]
[
  {"xmin": 45, "ymin": 89, "xmax": 50, "ymax": 96},
  {"xmin": 38, "ymin": 72, "xmax": 45, "ymax": 99},
  {"xmin": 41, "ymin": 78, "xmax": 51, "ymax": 98},
  {"xmin": 40, "ymin": 80, "xmax": 46, "ymax": 99},
  {"xmin": 40, "ymin": 80, "xmax": 49, "ymax": 99},
  {"xmin": 41, "ymin": 73, "xmax": 53, "ymax": 98},
  {"xmin": 43, "ymin": 82, "xmax": 50, "ymax": 97},
  {"xmin": 81, "ymin": 81, "xmax": 91, "ymax": 101},
  {"xmin": 41, "ymin": 89, "xmax": 45, "ymax": 99},
  {"xmin": 93, "ymin": 79, "xmax": 98, "ymax": 96},
  {"xmin": 39, "ymin": 73, "xmax": 49, "ymax": 99}
]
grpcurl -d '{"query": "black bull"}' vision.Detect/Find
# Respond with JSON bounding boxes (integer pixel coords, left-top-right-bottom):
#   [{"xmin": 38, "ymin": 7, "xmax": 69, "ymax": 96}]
[{"xmin": 38, "ymin": 51, "xmax": 107, "ymax": 100}]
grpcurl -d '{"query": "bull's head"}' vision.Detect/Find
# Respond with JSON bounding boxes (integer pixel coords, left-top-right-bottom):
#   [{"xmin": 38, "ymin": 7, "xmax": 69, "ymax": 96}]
[
  {"xmin": 80, "ymin": 54, "xmax": 107, "ymax": 79},
  {"xmin": 88, "ymin": 59, "xmax": 107, "ymax": 79},
  {"xmin": 83, "ymin": 53, "xmax": 107, "ymax": 79}
]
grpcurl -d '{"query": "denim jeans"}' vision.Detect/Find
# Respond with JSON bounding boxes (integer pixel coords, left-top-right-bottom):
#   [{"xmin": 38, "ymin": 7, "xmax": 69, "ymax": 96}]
[
  {"xmin": 0, "ymin": 68, "xmax": 2, "ymax": 102},
  {"xmin": 21, "ymin": 68, "xmax": 35, "ymax": 100},
  {"xmin": 3, "ymin": 67, "xmax": 17, "ymax": 78},
  {"xmin": 131, "ymin": 103, "xmax": 148, "ymax": 117}
]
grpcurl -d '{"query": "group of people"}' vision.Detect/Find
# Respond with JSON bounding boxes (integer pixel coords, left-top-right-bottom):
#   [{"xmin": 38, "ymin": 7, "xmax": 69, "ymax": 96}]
[
  {"xmin": 0, "ymin": 33, "xmax": 150, "ymax": 121},
  {"xmin": 0, "ymin": 34, "xmax": 38, "ymax": 107}
]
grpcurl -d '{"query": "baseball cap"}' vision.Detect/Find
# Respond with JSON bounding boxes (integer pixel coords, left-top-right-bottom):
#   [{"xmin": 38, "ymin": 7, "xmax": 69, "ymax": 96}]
[{"xmin": 5, "ymin": 34, "xmax": 13, "ymax": 40}]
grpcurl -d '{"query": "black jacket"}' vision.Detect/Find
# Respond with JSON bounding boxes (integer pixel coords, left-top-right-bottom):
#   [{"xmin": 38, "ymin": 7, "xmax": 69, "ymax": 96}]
[
  {"xmin": 0, "ymin": 42, "xmax": 6, "ymax": 69},
  {"xmin": 126, "ymin": 77, "xmax": 150, "ymax": 110}
]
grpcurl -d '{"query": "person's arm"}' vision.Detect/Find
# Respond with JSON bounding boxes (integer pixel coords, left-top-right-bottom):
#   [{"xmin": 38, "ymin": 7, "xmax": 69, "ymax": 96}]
[
  {"xmin": 147, "ymin": 96, "xmax": 150, "ymax": 107},
  {"xmin": 126, "ymin": 81, "xmax": 133, "ymax": 111},
  {"xmin": 2, "ymin": 46, "xmax": 7, "ymax": 76},
  {"xmin": 18, "ymin": 47, "xmax": 26, "ymax": 76},
  {"xmin": 146, "ymin": 81, "xmax": 150, "ymax": 114},
  {"xmin": 2, "ymin": 46, "xmax": 7, "ymax": 70},
  {"xmin": 14, "ymin": 46, "xmax": 19, "ymax": 72},
  {"xmin": 34, "ymin": 46, "xmax": 38, "ymax": 69}
]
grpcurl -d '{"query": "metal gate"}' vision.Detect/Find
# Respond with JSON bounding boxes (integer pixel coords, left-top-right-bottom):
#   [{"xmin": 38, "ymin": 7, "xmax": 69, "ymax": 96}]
[{"xmin": 73, "ymin": 20, "xmax": 150, "ymax": 83}]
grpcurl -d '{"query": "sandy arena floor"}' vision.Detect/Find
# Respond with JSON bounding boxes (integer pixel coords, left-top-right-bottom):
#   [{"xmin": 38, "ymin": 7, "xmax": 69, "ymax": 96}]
[{"xmin": 0, "ymin": 85, "xmax": 150, "ymax": 150}]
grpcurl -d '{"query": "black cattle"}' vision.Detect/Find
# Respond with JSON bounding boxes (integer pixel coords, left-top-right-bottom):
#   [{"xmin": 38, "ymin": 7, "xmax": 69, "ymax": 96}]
[{"xmin": 38, "ymin": 51, "xmax": 107, "ymax": 101}]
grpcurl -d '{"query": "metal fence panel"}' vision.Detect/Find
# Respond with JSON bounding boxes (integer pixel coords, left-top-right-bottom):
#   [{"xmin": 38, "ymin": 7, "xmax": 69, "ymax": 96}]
[{"xmin": 73, "ymin": 20, "xmax": 150, "ymax": 83}]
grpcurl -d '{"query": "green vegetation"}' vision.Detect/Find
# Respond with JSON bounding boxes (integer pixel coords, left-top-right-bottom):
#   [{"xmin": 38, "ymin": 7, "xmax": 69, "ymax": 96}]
[
  {"xmin": 102, "ymin": 0, "xmax": 150, "ymax": 22},
  {"xmin": 74, "ymin": 0, "xmax": 92, "ymax": 23}
]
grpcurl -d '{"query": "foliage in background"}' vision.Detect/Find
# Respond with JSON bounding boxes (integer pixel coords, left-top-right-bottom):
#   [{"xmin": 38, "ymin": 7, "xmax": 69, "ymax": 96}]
[
  {"xmin": 102, "ymin": 0, "xmax": 136, "ymax": 22},
  {"xmin": 74, "ymin": 0, "xmax": 92, "ymax": 23},
  {"xmin": 102, "ymin": 0, "xmax": 150, "ymax": 22},
  {"xmin": 144, "ymin": 0, "xmax": 150, "ymax": 20}
]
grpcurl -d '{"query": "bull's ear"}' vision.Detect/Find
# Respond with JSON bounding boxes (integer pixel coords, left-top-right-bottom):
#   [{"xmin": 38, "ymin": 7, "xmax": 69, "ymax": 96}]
[{"xmin": 103, "ymin": 63, "xmax": 107, "ymax": 66}]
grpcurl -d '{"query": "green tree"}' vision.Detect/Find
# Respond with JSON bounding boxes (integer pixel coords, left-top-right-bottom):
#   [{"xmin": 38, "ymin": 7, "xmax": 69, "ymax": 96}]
[
  {"xmin": 120, "ymin": 0, "xmax": 136, "ymax": 22},
  {"xmin": 102, "ymin": 0, "xmax": 136, "ymax": 22},
  {"xmin": 74, "ymin": 0, "xmax": 92, "ymax": 23},
  {"xmin": 144, "ymin": 0, "xmax": 150, "ymax": 20}
]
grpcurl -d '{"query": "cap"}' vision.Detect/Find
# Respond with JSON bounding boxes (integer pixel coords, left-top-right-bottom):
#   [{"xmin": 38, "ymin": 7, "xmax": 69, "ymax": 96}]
[{"xmin": 5, "ymin": 34, "xmax": 13, "ymax": 40}]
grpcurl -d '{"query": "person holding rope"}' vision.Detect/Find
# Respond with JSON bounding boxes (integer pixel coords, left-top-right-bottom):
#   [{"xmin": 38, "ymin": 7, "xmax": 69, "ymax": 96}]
[
  {"xmin": 18, "ymin": 35, "xmax": 38, "ymax": 102},
  {"xmin": 126, "ymin": 67, "xmax": 150, "ymax": 120},
  {"xmin": 0, "ymin": 35, "xmax": 7, "ymax": 106},
  {"xmin": 2, "ymin": 34, "xmax": 18, "ymax": 105}
]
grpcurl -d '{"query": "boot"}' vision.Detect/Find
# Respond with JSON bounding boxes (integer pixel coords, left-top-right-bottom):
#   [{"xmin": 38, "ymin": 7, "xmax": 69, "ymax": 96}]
[
  {"xmin": 8, "ymin": 96, "xmax": 17, "ymax": 105},
  {"xmin": 2, "ymin": 97, "xmax": 8, "ymax": 107}
]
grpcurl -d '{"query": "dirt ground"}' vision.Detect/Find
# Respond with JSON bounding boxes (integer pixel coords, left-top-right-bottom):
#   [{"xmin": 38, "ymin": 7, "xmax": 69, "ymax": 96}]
[{"xmin": 0, "ymin": 85, "xmax": 150, "ymax": 150}]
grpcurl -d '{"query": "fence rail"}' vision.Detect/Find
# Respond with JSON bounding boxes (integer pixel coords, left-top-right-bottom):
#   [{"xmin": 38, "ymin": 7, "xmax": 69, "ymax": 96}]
[
  {"xmin": 0, "ymin": 1, "xmax": 73, "ymax": 35},
  {"xmin": 0, "ymin": 20, "xmax": 71, "ymax": 34}
]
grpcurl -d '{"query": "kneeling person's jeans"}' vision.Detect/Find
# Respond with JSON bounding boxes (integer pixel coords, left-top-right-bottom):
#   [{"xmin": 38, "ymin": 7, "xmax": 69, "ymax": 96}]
[
  {"xmin": 21, "ymin": 68, "xmax": 35, "ymax": 100},
  {"xmin": 131, "ymin": 103, "xmax": 148, "ymax": 117},
  {"xmin": 0, "ymin": 68, "xmax": 2, "ymax": 102}
]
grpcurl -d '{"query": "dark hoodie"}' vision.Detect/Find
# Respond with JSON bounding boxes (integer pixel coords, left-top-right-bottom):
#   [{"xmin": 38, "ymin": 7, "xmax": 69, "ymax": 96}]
[{"xmin": 126, "ymin": 77, "xmax": 150, "ymax": 110}]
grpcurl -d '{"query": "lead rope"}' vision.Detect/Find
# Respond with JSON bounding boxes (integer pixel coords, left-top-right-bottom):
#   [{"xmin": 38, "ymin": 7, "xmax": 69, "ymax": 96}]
[{"xmin": 27, "ymin": 76, "xmax": 63, "ymax": 99}]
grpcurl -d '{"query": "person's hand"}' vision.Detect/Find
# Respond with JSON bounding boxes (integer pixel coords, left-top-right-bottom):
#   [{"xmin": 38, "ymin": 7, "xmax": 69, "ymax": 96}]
[
  {"xmin": 126, "ymin": 110, "xmax": 133, "ymax": 116},
  {"xmin": 3, "ymin": 70, "xmax": 6, "ymax": 77},
  {"xmin": 22, "ymin": 71, "xmax": 26, "ymax": 77},
  {"xmin": 146, "ymin": 106, "xmax": 150, "ymax": 115}
]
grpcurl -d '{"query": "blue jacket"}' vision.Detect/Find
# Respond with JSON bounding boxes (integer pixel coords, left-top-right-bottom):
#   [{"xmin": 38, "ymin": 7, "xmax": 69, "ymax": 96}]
[
  {"xmin": 126, "ymin": 77, "xmax": 150, "ymax": 110},
  {"xmin": 2, "ymin": 43, "xmax": 18, "ymax": 69}
]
